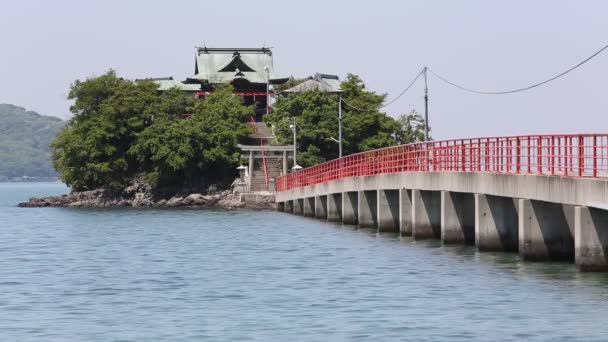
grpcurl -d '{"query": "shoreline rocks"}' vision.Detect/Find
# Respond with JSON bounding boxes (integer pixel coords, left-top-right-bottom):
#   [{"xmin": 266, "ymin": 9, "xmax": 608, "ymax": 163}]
[
  {"xmin": 18, "ymin": 191, "xmax": 274, "ymax": 209},
  {"xmin": 17, "ymin": 179, "xmax": 275, "ymax": 210}
]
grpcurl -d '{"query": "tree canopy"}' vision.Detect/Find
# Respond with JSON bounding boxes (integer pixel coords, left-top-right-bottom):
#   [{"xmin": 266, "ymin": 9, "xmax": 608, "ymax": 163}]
[
  {"xmin": 264, "ymin": 74, "xmax": 429, "ymax": 167},
  {"xmin": 52, "ymin": 71, "xmax": 251, "ymax": 191},
  {"xmin": 50, "ymin": 70, "xmax": 429, "ymax": 192}
]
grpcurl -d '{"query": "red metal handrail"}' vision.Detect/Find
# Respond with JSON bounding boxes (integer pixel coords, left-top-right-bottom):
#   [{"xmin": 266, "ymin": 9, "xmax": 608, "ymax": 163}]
[
  {"xmin": 249, "ymin": 116, "xmax": 269, "ymax": 188},
  {"xmin": 276, "ymin": 133, "xmax": 608, "ymax": 192}
]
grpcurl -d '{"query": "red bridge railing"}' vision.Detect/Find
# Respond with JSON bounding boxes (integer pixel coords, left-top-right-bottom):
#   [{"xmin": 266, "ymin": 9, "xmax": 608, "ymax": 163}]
[{"xmin": 276, "ymin": 134, "xmax": 608, "ymax": 192}]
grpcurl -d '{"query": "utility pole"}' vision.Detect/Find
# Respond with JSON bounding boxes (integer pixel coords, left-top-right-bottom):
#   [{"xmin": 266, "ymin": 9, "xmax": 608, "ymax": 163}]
[
  {"xmin": 423, "ymin": 66, "xmax": 429, "ymax": 142},
  {"xmin": 338, "ymin": 94, "xmax": 343, "ymax": 158},
  {"xmin": 292, "ymin": 117, "xmax": 297, "ymax": 168},
  {"xmin": 264, "ymin": 66, "xmax": 270, "ymax": 116}
]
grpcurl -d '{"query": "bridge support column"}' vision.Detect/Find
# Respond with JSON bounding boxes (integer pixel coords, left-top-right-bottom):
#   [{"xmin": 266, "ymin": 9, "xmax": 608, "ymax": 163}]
[
  {"xmin": 303, "ymin": 197, "xmax": 315, "ymax": 217},
  {"xmin": 575, "ymin": 206, "xmax": 608, "ymax": 271},
  {"xmin": 358, "ymin": 190, "xmax": 378, "ymax": 228},
  {"xmin": 342, "ymin": 191, "xmax": 358, "ymax": 225},
  {"xmin": 475, "ymin": 194, "xmax": 519, "ymax": 252},
  {"xmin": 400, "ymin": 189, "xmax": 413, "ymax": 236},
  {"xmin": 293, "ymin": 198, "xmax": 304, "ymax": 215},
  {"xmin": 377, "ymin": 189, "xmax": 399, "ymax": 233},
  {"xmin": 315, "ymin": 195, "xmax": 328, "ymax": 219},
  {"xmin": 412, "ymin": 190, "xmax": 441, "ymax": 239},
  {"xmin": 441, "ymin": 191, "xmax": 475, "ymax": 245},
  {"xmin": 327, "ymin": 193, "xmax": 342, "ymax": 222},
  {"xmin": 519, "ymin": 199, "xmax": 574, "ymax": 261},
  {"xmin": 284, "ymin": 200, "xmax": 293, "ymax": 213}
]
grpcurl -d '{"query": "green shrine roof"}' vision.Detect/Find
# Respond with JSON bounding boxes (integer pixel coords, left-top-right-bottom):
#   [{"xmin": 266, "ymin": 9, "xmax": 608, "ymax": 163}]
[
  {"xmin": 190, "ymin": 47, "xmax": 287, "ymax": 84},
  {"xmin": 281, "ymin": 74, "xmax": 342, "ymax": 94}
]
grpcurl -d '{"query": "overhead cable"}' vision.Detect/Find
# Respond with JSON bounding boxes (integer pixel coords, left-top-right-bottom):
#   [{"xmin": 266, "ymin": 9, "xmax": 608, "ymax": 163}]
[
  {"xmin": 427, "ymin": 42, "xmax": 608, "ymax": 95},
  {"xmin": 341, "ymin": 68, "xmax": 425, "ymax": 111}
]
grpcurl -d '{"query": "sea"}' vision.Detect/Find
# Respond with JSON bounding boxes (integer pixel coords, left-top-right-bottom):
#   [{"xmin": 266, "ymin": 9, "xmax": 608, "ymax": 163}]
[{"xmin": 2, "ymin": 182, "xmax": 608, "ymax": 341}]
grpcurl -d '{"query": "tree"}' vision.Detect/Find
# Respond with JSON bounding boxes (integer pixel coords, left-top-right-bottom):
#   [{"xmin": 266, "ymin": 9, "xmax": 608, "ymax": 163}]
[
  {"xmin": 130, "ymin": 85, "xmax": 252, "ymax": 189},
  {"xmin": 53, "ymin": 72, "xmax": 167, "ymax": 191},
  {"xmin": 265, "ymin": 74, "xmax": 401, "ymax": 166},
  {"xmin": 51, "ymin": 71, "xmax": 251, "ymax": 192},
  {"xmin": 395, "ymin": 110, "xmax": 429, "ymax": 145}
]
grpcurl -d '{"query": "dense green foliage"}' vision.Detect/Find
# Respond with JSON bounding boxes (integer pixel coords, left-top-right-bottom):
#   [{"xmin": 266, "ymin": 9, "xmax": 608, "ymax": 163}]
[
  {"xmin": 265, "ymin": 74, "xmax": 429, "ymax": 167},
  {"xmin": 51, "ymin": 70, "xmax": 428, "ymax": 191},
  {"xmin": 395, "ymin": 110, "xmax": 429, "ymax": 145},
  {"xmin": 52, "ymin": 71, "xmax": 251, "ymax": 191},
  {"xmin": 130, "ymin": 86, "xmax": 251, "ymax": 188},
  {"xmin": 0, "ymin": 104, "xmax": 64, "ymax": 180}
]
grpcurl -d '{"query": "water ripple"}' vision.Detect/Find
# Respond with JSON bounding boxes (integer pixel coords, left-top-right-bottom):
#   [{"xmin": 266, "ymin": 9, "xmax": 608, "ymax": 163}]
[{"xmin": 2, "ymin": 183, "xmax": 608, "ymax": 341}]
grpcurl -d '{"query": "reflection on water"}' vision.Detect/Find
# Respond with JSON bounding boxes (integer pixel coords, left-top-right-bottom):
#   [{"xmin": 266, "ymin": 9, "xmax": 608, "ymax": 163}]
[{"xmin": 2, "ymin": 182, "xmax": 608, "ymax": 341}]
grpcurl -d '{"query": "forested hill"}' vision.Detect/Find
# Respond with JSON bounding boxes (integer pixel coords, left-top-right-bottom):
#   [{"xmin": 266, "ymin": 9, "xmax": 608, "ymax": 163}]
[{"xmin": 0, "ymin": 104, "xmax": 64, "ymax": 181}]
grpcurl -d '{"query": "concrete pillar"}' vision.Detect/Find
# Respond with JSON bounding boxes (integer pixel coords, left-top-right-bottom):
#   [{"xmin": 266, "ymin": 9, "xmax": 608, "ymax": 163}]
[
  {"xmin": 327, "ymin": 193, "xmax": 342, "ymax": 222},
  {"xmin": 518, "ymin": 199, "xmax": 574, "ymax": 261},
  {"xmin": 399, "ymin": 189, "xmax": 413, "ymax": 236},
  {"xmin": 315, "ymin": 195, "xmax": 328, "ymax": 219},
  {"xmin": 378, "ymin": 189, "xmax": 399, "ymax": 233},
  {"xmin": 342, "ymin": 191, "xmax": 358, "ymax": 225},
  {"xmin": 575, "ymin": 206, "xmax": 608, "ymax": 271},
  {"xmin": 358, "ymin": 190, "xmax": 378, "ymax": 228},
  {"xmin": 284, "ymin": 200, "xmax": 293, "ymax": 213},
  {"xmin": 293, "ymin": 198, "xmax": 304, "ymax": 215},
  {"xmin": 475, "ymin": 194, "xmax": 519, "ymax": 252},
  {"xmin": 303, "ymin": 197, "xmax": 315, "ymax": 217},
  {"xmin": 411, "ymin": 189, "xmax": 441, "ymax": 239},
  {"xmin": 441, "ymin": 191, "xmax": 475, "ymax": 245}
]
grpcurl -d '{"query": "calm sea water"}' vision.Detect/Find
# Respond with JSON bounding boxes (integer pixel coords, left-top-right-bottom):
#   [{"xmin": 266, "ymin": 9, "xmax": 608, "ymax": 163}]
[{"xmin": 2, "ymin": 182, "xmax": 608, "ymax": 341}]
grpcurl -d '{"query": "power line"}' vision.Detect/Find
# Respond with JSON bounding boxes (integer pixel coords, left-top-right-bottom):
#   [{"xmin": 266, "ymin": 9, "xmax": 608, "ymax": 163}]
[
  {"xmin": 341, "ymin": 68, "xmax": 425, "ymax": 111},
  {"xmin": 427, "ymin": 42, "xmax": 608, "ymax": 95}
]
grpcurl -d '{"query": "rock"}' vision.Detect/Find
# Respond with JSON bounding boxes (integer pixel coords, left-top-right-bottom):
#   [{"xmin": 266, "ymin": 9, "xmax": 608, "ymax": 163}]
[
  {"xmin": 166, "ymin": 196, "xmax": 184, "ymax": 207},
  {"xmin": 117, "ymin": 199, "xmax": 132, "ymax": 207},
  {"xmin": 182, "ymin": 194, "xmax": 203, "ymax": 205},
  {"xmin": 16, "ymin": 178, "xmax": 249, "ymax": 209}
]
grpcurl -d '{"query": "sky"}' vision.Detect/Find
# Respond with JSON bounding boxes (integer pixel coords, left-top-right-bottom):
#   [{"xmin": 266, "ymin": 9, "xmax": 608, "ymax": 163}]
[{"xmin": 1, "ymin": 0, "xmax": 607, "ymax": 139}]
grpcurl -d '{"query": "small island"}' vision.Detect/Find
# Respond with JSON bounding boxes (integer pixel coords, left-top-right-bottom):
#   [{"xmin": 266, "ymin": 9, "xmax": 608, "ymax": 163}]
[{"xmin": 19, "ymin": 47, "xmax": 427, "ymax": 209}]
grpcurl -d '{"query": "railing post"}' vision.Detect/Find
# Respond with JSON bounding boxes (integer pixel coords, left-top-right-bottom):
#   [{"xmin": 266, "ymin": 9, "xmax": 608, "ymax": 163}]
[
  {"xmin": 527, "ymin": 136, "xmax": 532, "ymax": 173},
  {"xmin": 495, "ymin": 138, "xmax": 499, "ymax": 172},
  {"xmin": 578, "ymin": 135, "xmax": 584, "ymax": 177},
  {"xmin": 537, "ymin": 136, "xmax": 542, "ymax": 174},
  {"xmin": 485, "ymin": 139, "xmax": 489, "ymax": 172},
  {"xmin": 477, "ymin": 139, "xmax": 481, "ymax": 172},
  {"xmin": 460, "ymin": 140, "xmax": 465, "ymax": 172},
  {"xmin": 593, "ymin": 135, "xmax": 597, "ymax": 178},
  {"xmin": 506, "ymin": 139, "xmax": 511, "ymax": 173},
  {"xmin": 516, "ymin": 137, "xmax": 521, "ymax": 174},
  {"xmin": 551, "ymin": 136, "xmax": 555, "ymax": 176}
]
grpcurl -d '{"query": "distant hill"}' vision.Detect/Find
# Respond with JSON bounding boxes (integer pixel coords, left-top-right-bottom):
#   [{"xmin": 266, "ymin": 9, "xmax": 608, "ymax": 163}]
[{"xmin": 0, "ymin": 104, "xmax": 65, "ymax": 181}]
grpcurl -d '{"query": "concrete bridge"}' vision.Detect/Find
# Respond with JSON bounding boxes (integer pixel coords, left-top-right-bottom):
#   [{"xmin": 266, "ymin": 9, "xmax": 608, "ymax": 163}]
[{"xmin": 275, "ymin": 134, "xmax": 608, "ymax": 271}]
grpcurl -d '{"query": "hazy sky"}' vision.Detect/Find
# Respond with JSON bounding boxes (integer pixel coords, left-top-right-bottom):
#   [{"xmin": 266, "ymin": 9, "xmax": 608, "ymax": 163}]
[{"xmin": 1, "ymin": 0, "xmax": 607, "ymax": 139}]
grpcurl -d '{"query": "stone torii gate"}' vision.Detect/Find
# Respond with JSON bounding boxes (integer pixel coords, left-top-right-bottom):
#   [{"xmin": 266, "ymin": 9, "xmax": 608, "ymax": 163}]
[{"xmin": 238, "ymin": 144, "xmax": 294, "ymax": 193}]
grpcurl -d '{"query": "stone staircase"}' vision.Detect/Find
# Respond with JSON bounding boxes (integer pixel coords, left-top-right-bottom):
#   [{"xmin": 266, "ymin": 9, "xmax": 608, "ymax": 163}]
[
  {"xmin": 250, "ymin": 157, "xmax": 282, "ymax": 192},
  {"xmin": 248, "ymin": 122, "xmax": 276, "ymax": 145},
  {"xmin": 246, "ymin": 119, "xmax": 284, "ymax": 192}
]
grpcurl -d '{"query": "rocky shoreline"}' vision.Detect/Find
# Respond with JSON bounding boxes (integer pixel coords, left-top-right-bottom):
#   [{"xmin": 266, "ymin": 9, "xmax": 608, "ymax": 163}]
[{"xmin": 18, "ymin": 180, "xmax": 275, "ymax": 210}]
